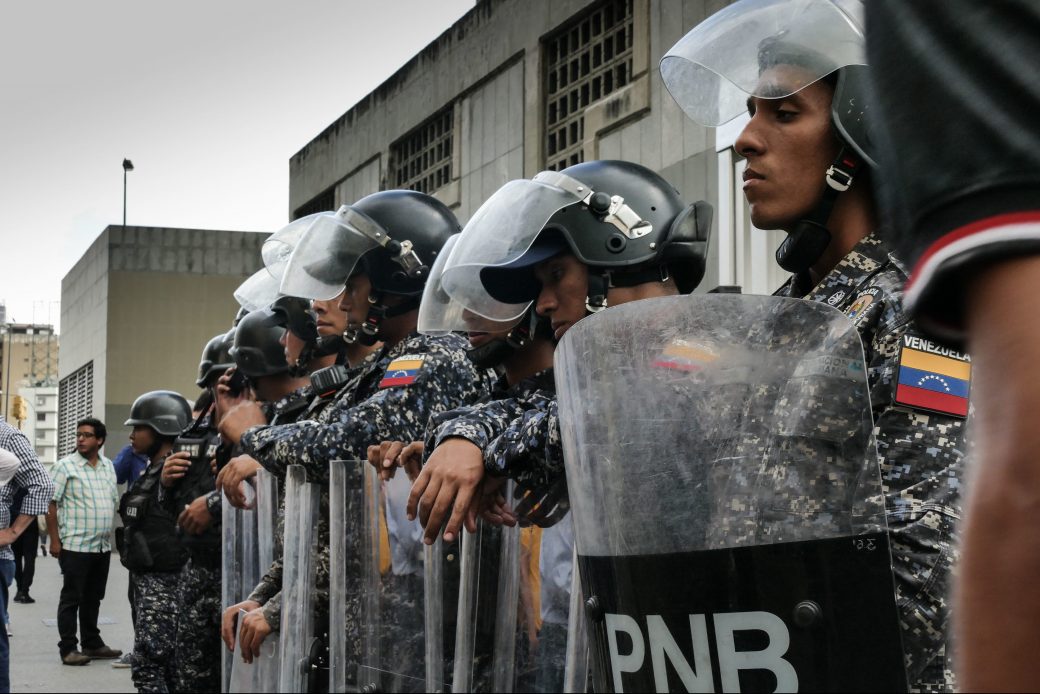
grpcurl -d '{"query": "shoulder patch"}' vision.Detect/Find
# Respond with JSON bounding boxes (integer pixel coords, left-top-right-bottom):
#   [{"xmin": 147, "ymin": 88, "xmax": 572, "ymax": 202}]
[
  {"xmin": 379, "ymin": 354, "xmax": 427, "ymax": 389},
  {"xmin": 846, "ymin": 286, "xmax": 881, "ymax": 323},
  {"xmin": 894, "ymin": 334, "xmax": 971, "ymax": 418}
]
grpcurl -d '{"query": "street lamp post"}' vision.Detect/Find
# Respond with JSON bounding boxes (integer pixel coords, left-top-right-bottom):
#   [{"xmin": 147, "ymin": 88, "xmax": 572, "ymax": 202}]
[{"xmin": 122, "ymin": 158, "xmax": 134, "ymax": 229}]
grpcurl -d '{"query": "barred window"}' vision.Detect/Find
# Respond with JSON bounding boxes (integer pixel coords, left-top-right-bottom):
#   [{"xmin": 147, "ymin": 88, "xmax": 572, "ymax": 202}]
[
  {"xmin": 544, "ymin": 0, "xmax": 634, "ymax": 171},
  {"xmin": 293, "ymin": 188, "xmax": 335, "ymax": 221},
  {"xmin": 391, "ymin": 106, "xmax": 454, "ymax": 194},
  {"xmin": 58, "ymin": 362, "xmax": 93, "ymax": 458}
]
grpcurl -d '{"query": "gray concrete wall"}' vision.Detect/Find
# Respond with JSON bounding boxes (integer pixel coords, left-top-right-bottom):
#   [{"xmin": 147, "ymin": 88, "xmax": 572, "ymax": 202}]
[{"xmin": 60, "ymin": 228, "xmax": 111, "ymax": 422}]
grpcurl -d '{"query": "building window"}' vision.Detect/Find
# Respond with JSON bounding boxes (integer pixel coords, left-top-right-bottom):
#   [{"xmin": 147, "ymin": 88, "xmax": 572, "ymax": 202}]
[
  {"xmin": 36, "ymin": 412, "xmax": 44, "ymax": 422},
  {"xmin": 390, "ymin": 106, "xmax": 454, "ymax": 195},
  {"xmin": 544, "ymin": 0, "xmax": 634, "ymax": 171},
  {"xmin": 293, "ymin": 188, "xmax": 335, "ymax": 221},
  {"xmin": 36, "ymin": 397, "xmax": 44, "ymax": 407},
  {"xmin": 58, "ymin": 362, "xmax": 93, "ymax": 458}
]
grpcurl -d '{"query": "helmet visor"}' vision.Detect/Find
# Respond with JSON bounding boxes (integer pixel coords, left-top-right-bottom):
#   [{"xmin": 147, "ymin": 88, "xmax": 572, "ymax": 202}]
[
  {"xmin": 418, "ymin": 236, "xmax": 523, "ymax": 335},
  {"xmin": 279, "ymin": 207, "xmax": 382, "ymax": 301},
  {"xmin": 262, "ymin": 213, "xmax": 325, "ymax": 276},
  {"xmin": 234, "ymin": 268, "xmax": 283, "ymax": 312},
  {"xmin": 661, "ymin": 0, "xmax": 865, "ymax": 126},
  {"xmin": 440, "ymin": 172, "xmax": 587, "ymax": 322}
]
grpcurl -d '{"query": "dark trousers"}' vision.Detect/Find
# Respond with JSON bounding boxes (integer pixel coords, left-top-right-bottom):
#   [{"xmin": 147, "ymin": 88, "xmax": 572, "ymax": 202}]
[
  {"xmin": 0, "ymin": 559, "xmax": 15, "ymax": 693},
  {"xmin": 57, "ymin": 550, "xmax": 111, "ymax": 655},
  {"xmin": 11, "ymin": 520, "xmax": 38, "ymax": 594}
]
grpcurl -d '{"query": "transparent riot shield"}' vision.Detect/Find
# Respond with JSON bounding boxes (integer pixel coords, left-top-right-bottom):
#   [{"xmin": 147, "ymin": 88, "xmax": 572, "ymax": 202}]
[
  {"xmin": 562, "ymin": 545, "xmax": 590, "ymax": 694},
  {"xmin": 328, "ymin": 461, "xmax": 367, "ymax": 693},
  {"xmin": 359, "ymin": 465, "xmax": 441, "ymax": 692},
  {"xmin": 222, "ymin": 494, "xmax": 242, "ymax": 693},
  {"xmin": 452, "ymin": 478, "xmax": 574, "ymax": 693},
  {"xmin": 555, "ymin": 294, "xmax": 906, "ymax": 693},
  {"xmin": 254, "ymin": 469, "xmax": 281, "ymax": 691},
  {"xmin": 279, "ymin": 465, "xmax": 321, "ymax": 693}
]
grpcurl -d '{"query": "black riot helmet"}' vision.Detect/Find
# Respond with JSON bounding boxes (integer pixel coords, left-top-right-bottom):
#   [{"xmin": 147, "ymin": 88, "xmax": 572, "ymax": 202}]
[
  {"xmin": 661, "ymin": 0, "xmax": 871, "ymax": 274},
  {"xmin": 464, "ymin": 160, "xmax": 711, "ymax": 315},
  {"xmin": 124, "ymin": 390, "xmax": 192, "ymax": 438},
  {"xmin": 280, "ymin": 190, "xmax": 459, "ymax": 345},
  {"xmin": 229, "ymin": 308, "xmax": 290, "ymax": 379},
  {"xmin": 196, "ymin": 330, "xmax": 235, "ymax": 388}
]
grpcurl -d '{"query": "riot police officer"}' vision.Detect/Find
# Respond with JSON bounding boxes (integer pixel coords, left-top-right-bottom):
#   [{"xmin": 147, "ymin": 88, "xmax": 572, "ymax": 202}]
[
  {"xmin": 215, "ymin": 190, "xmax": 494, "ymax": 689},
  {"xmin": 660, "ymin": 0, "xmax": 967, "ymax": 688},
  {"xmin": 409, "ymin": 159, "xmax": 710, "ymax": 540},
  {"xmin": 120, "ymin": 390, "xmax": 192, "ymax": 693}
]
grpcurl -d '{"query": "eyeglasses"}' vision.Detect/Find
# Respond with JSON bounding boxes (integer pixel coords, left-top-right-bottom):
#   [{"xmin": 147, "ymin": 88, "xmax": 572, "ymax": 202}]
[{"xmin": 75, "ymin": 432, "xmax": 97, "ymax": 439}]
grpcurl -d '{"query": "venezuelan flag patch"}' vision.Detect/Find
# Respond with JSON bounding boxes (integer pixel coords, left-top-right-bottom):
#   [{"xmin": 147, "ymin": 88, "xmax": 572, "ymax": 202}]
[
  {"xmin": 379, "ymin": 355, "xmax": 426, "ymax": 389},
  {"xmin": 895, "ymin": 334, "xmax": 971, "ymax": 418},
  {"xmin": 652, "ymin": 339, "xmax": 718, "ymax": 372}
]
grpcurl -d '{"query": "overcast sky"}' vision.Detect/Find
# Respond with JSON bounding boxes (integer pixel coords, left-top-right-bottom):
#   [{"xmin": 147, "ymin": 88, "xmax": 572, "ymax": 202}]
[{"xmin": 0, "ymin": 0, "xmax": 476, "ymax": 331}]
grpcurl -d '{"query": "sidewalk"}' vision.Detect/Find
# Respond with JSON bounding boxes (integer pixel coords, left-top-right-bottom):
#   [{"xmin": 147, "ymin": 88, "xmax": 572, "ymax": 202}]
[{"xmin": 9, "ymin": 552, "xmax": 135, "ymax": 693}]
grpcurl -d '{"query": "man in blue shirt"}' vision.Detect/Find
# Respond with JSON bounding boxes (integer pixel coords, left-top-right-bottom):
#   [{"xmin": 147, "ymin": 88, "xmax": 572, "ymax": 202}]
[{"xmin": 112, "ymin": 444, "xmax": 148, "ymax": 486}]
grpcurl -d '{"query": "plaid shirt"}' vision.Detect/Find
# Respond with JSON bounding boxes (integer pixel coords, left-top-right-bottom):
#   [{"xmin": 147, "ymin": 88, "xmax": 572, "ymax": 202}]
[
  {"xmin": 0, "ymin": 422, "xmax": 55, "ymax": 561},
  {"xmin": 51, "ymin": 450, "xmax": 118, "ymax": 553}
]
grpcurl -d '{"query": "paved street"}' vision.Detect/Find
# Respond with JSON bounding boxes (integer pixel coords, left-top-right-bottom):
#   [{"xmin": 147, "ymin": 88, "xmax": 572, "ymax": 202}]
[{"xmin": 9, "ymin": 551, "xmax": 134, "ymax": 693}]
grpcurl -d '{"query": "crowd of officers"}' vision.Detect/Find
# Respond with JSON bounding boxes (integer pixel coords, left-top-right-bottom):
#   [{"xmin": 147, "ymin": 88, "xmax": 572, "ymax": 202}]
[{"xmin": 114, "ymin": 2, "xmax": 972, "ymax": 692}]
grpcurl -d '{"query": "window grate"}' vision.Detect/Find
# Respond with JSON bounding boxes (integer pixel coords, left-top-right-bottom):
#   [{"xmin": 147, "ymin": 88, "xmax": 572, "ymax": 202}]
[
  {"xmin": 544, "ymin": 0, "xmax": 634, "ymax": 171},
  {"xmin": 293, "ymin": 188, "xmax": 335, "ymax": 220},
  {"xmin": 58, "ymin": 362, "xmax": 93, "ymax": 458},
  {"xmin": 391, "ymin": 106, "xmax": 454, "ymax": 195}
]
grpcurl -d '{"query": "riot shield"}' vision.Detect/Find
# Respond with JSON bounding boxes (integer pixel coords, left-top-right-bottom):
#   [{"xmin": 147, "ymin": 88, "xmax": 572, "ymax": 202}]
[
  {"xmin": 329, "ymin": 461, "xmax": 367, "ymax": 693},
  {"xmin": 555, "ymin": 294, "xmax": 906, "ymax": 693},
  {"xmin": 254, "ymin": 469, "xmax": 281, "ymax": 691},
  {"xmin": 222, "ymin": 493, "xmax": 242, "ymax": 693},
  {"xmin": 451, "ymin": 480, "xmax": 573, "ymax": 693},
  {"xmin": 279, "ymin": 465, "xmax": 321, "ymax": 693},
  {"xmin": 562, "ymin": 545, "xmax": 590, "ymax": 694},
  {"xmin": 359, "ymin": 465, "xmax": 442, "ymax": 692}
]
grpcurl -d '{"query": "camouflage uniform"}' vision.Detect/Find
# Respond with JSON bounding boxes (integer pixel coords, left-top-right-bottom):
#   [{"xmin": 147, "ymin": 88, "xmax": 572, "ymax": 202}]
[
  {"xmin": 240, "ymin": 332, "xmax": 493, "ymax": 674},
  {"xmin": 130, "ymin": 571, "xmax": 180, "ymax": 693},
  {"xmin": 425, "ymin": 369, "xmax": 556, "ymax": 454},
  {"xmin": 774, "ymin": 234, "xmax": 966, "ymax": 693},
  {"xmin": 172, "ymin": 561, "xmax": 222, "ymax": 693}
]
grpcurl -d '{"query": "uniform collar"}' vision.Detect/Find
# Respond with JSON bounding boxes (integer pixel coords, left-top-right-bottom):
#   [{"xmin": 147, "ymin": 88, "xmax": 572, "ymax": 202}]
[{"xmin": 778, "ymin": 234, "xmax": 891, "ymax": 301}]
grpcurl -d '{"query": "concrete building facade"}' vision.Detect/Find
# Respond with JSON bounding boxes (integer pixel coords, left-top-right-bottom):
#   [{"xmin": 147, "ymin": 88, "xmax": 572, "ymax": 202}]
[
  {"xmin": 59, "ymin": 225, "xmax": 266, "ymax": 459},
  {"xmin": 288, "ymin": 0, "xmax": 787, "ymax": 300},
  {"xmin": 18, "ymin": 385, "xmax": 58, "ymax": 469},
  {"xmin": 1, "ymin": 323, "xmax": 59, "ymax": 428}
]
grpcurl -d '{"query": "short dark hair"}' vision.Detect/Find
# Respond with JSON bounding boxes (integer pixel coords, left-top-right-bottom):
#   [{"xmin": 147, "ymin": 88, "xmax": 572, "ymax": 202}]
[{"xmin": 76, "ymin": 417, "xmax": 107, "ymax": 444}]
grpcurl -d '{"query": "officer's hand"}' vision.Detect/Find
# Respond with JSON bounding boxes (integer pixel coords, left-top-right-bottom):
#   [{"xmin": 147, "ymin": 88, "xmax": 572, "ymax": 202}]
[
  {"xmin": 49, "ymin": 537, "xmax": 62, "ymax": 558},
  {"xmin": 177, "ymin": 495, "xmax": 214, "ymax": 535},
  {"xmin": 216, "ymin": 400, "xmax": 267, "ymax": 447},
  {"xmin": 476, "ymin": 479, "xmax": 517, "ymax": 527},
  {"xmin": 160, "ymin": 451, "xmax": 192, "ymax": 488},
  {"xmin": 367, "ymin": 440, "xmax": 425, "ymax": 482},
  {"xmin": 214, "ymin": 369, "xmax": 254, "ymax": 417},
  {"xmin": 407, "ymin": 437, "xmax": 484, "ymax": 545},
  {"xmin": 221, "ymin": 601, "xmax": 260, "ymax": 652},
  {"xmin": 216, "ymin": 455, "xmax": 262, "ymax": 509},
  {"xmin": 239, "ymin": 607, "xmax": 273, "ymax": 664}
]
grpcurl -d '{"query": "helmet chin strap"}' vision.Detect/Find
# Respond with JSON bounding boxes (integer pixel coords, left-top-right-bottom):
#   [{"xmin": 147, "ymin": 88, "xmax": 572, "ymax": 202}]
[
  {"xmin": 343, "ymin": 292, "xmax": 420, "ymax": 346},
  {"xmin": 584, "ymin": 264, "xmax": 671, "ymax": 314},
  {"xmin": 465, "ymin": 310, "xmax": 542, "ymax": 369},
  {"xmin": 775, "ymin": 146, "xmax": 862, "ymax": 275}
]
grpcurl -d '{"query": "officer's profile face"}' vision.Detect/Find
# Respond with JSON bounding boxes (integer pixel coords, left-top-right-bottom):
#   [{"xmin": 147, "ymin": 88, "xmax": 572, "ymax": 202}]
[
  {"xmin": 282, "ymin": 327, "xmax": 305, "ymax": 365},
  {"xmin": 339, "ymin": 273, "xmax": 373, "ymax": 330},
  {"xmin": 461, "ymin": 309, "xmax": 514, "ymax": 348},
  {"xmin": 129, "ymin": 425, "xmax": 155, "ymax": 455},
  {"xmin": 314, "ymin": 289, "xmax": 348, "ymax": 337},
  {"xmin": 735, "ymin": 64, "xmax": 839, "ymax": 231},
  {"xmin": 533, "ymin": 253, "xmax": 589, "ymax": 341}
]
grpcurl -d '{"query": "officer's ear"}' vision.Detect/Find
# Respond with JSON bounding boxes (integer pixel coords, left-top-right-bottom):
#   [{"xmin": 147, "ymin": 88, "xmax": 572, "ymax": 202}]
[{"xmin": 661, "ymin": 201, "xmax": 713, "ymax": 294}]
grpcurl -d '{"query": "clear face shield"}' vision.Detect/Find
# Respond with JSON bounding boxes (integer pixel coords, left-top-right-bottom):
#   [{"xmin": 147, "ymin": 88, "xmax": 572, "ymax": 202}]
[
  {"xmin": 439, "ymin": 170, "xmax": 604, "ymax": 323},
  {"xmin": 417, "ymin": 235, "xmax": 526, "ymax": 336},
  {"xmin": 279, "ymin": 206, "xmax": 391, "ymax": 301},
  {"xmin": 234, "ymin": 213, "xmax": 331, "ymax": 311},
  {"xmin": 660, "ymin": 0, "xmax": 865, "ymax": 126}
]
